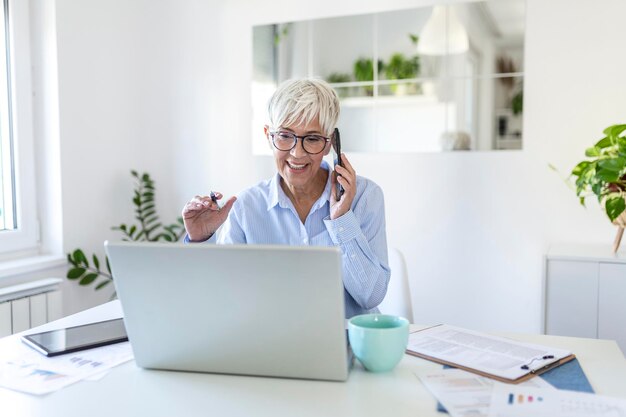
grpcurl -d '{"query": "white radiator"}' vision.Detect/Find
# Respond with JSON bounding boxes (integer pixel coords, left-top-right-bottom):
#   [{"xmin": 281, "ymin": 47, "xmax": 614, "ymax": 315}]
[{"xmin": 0, "ymin": 278, "xmax": 63, "ymax": 337}]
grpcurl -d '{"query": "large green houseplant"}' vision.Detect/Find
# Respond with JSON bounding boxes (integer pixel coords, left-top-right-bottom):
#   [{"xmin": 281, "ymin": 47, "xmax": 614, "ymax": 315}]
[
  {"xmin": 570, "ymin": 124, "xmax": 626, "ymax": 251},
  {"xmin": 66, "ymin": 171, "xmax": 185, "ymax": 294}
]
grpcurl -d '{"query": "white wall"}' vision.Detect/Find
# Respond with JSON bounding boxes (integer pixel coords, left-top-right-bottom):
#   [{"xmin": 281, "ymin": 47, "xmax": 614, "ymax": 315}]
[
  {"xmin": 41, "ymin": 0, "xmax": 626, "ymax": 329},
  {"xmin": 213, "ymin": 0, "xmax": 626, "ymax": 333},
  {"xmin": 44, "ymin": 0, "xmax": 223, "ymax": 314}
]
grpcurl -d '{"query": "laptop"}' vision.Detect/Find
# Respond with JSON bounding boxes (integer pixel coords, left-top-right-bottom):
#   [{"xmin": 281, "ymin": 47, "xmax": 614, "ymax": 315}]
[{"xmin": 104, "ymin": 241, "xmax": 351, "ymax": 381}]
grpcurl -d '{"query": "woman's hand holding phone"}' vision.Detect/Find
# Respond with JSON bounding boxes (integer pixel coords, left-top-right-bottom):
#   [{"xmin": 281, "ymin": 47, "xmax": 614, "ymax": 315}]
[
  {"xmin": 182, "ymin": 192, "xmax": 237, "ymax": 242},
  {"xmin": 330, "ymin": 153, "xmax": 357, "ymax": 220}
]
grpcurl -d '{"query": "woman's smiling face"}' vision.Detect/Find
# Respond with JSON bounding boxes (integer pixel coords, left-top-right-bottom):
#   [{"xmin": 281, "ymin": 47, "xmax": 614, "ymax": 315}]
[{"xmin": 265, "ymin": 118, "xmax": 331, "ymax": 192}]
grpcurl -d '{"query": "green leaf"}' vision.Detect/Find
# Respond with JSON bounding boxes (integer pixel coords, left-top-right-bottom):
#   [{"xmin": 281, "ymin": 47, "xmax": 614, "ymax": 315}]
[
  {"xmin": 144, "ymin": 216, "xmax": 159, "ymax": 226},
  {"xmin": 571, "ymin": 161, "xmax": 590, "ymax": 176},
  {"xmin": 106, "ymin": 256, "xmax": 112, "ymax": 275},
  {"xmin": 142, "ymin": 173, "xmax": 150, "ymax": 182},
  {"xmin": 134, "ymin": 230, "xmax": 145, "ymax": 241},
  {"xmin": 95, "ymin": 280, "xmax": 111, "ymax": 290},
  {"xmin": 142, "ymin": 210, "xmax": 156, "ymax": 219},
  {"xmin": 585, "ymin": 147, "xmax": 600, "ymax": 157},
  {"xmin": 142, "ymin": 192, "xmax": 154, "ymax": 199},
  {"xmin": 595, "ymin": 136, "xmax": 613, "ymax": 149},
  {"xmin": 619, "ymin": 139, "xmax": 626, "ymax": 155},
  {"xmin": 72, "ymin": 249, "xmax": 89, "ymax": 267},
  {"xmin": 604, "ymin": 124, "xmax": 626, "ymax": 138},
  {"xmin": 73, "ymin": 249, "xmax": 85, "ymax": 262},
  {"xmin": 145, "ymin": 223, "xmax": 162, "ymax": 235},
  {"xmin": 598, "ymin": 157, "xmax": 626, "ymax": 172},
  {"xmin": 579, "ymin": 196, "xmax": 586, "ymax": 206},
  {"xmin": 606, "ymin": 195, "xmax": 626, "ymax": 222},
  {"xmin": 133, "ymin": 196, "xmax": 141, "ymax": 206},
  {"xmin": 596, "ymin": 169, "xmax": 620, "ymax": 182},
  {"xmin": 129, "ymin": 225, "xmax": 137, "ymax": 237},
  {"xmin": 161, "ymin": 234, "xmax": 173, "ymax": 242},
  {"xmin": 131, "ymin": 170, "xmax": 138, "ymax": 177},
  {"xmin": 67, "ymin": 253, "xmax": 77, "ymax": 266},
  {"xmin": 79, "ymin": 273, "xmax": 99, "ymax": 286},
  {"xmin": 591, "ymin": 183, "xmax": 603, "ymax": 197},
  {"xmin": 67, "ymin": 267, "xmax": 86, "ymax": 279},
  {"xmin": 93, "ymin": 254, "xmax": 100, "ymax": 270}
]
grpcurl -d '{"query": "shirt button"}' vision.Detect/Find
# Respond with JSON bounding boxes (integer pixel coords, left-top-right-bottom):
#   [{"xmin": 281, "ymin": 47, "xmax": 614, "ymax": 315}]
[{"xmin": 303, "ymin": 238, "xmax": 308, "ymax": 244}]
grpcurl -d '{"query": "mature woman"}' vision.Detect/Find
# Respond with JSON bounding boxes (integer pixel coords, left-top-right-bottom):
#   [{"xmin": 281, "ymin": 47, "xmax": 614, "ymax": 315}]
[{"xmin": 182, "ymin": 78, "xmax": 390, "ymax": 318}]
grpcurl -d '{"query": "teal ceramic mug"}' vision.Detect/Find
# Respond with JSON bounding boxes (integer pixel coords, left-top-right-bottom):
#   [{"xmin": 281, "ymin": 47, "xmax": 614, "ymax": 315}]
[{"xmin": 347, "ymin": 314, "xmax": 410, "ymax": 372}]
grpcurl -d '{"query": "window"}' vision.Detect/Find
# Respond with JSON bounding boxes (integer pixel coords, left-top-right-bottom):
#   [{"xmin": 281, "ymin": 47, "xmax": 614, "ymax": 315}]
[
  {"xmin": 0, "ymin": 0, "xmax": 15, "ymax": 232},
  {"xmin": 0, "ymin": 0, "xmax": 38, "ymax": 255}
]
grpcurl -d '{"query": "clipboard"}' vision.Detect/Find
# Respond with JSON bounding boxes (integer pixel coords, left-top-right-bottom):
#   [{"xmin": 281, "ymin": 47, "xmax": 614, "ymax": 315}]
[{"xmin": 406, "ymin": 324, "xmax": 576, "ymax": 384}]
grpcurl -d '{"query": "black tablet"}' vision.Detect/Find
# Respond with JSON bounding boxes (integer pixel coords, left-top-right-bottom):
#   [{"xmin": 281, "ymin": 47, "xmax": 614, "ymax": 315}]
[{"xmin": 21, "ymin": 318, "xmax": 128, "ymax": 357}]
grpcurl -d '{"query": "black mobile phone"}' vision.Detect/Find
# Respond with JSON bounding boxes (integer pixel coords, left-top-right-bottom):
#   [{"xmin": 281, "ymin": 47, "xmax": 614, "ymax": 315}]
[
  {"xmin": 333, "ymin": 128, "xmax": 344, "ymax": 197},
  {"xmin": 21, "ymin": 318, "xmax": 128, "ymax": 357}
]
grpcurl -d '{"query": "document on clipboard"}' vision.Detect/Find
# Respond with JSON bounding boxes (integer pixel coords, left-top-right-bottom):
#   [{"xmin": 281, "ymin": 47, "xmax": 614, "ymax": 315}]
[{"xmin": 407, "ymin": 324, "xmax": 575, "ymax": 384}]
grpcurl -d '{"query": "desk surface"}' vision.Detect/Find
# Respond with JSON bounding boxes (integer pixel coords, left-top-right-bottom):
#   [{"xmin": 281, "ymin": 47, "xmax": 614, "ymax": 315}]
[{"xmin": 2, "ymin": 301, "xmax": 626, "ymax": 417}]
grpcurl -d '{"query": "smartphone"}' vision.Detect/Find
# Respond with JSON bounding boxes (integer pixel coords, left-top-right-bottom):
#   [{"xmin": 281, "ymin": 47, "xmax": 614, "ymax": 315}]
[
  {"xmin": 332, "ymin": 128, "xmax": 344, "ymax": 197},
  {"xmin": 21, "ymin": 318, "xmax": 128, "ymax": 357}
]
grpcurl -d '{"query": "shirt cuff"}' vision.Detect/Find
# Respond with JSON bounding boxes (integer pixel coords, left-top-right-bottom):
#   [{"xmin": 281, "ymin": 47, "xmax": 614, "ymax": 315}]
[
  {"xmin": 323, "ymin": 210, "xmax": 361, "ymax": 245},
  {"xmin": 183, "ymin": 233, "xmax": 216, "ymax": 244}
]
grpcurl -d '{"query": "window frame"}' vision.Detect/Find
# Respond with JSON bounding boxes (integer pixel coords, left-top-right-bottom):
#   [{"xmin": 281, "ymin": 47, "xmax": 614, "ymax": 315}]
[{"xmin": 0, "ymin": 0, "xmax": 39, "ymax": 256}]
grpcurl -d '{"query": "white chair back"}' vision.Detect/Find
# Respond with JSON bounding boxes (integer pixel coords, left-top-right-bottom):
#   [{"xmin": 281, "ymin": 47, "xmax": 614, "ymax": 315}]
[{"xmin": 378, "ymin": 247, "xmax": 413, "ymax": 323}]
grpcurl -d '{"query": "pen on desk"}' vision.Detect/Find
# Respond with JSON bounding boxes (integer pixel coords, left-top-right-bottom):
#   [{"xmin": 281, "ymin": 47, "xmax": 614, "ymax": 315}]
[
  {"xmin": 209, "ymin": 191, "xmax": 221, "ymax": 211},
  {"xmin": 520, "ymin": 355, "xmax": 554, "ymax": 370}
]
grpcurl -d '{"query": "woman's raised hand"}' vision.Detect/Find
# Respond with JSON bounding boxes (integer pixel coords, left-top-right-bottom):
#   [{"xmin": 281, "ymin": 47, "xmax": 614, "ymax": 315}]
[
  {"xmin": 182, "ymin": 192, "xmax": 236, "ymax": 242},
  {"xmin": 330, "ymin": 153, "xmax": 357, "ymax": 220}
]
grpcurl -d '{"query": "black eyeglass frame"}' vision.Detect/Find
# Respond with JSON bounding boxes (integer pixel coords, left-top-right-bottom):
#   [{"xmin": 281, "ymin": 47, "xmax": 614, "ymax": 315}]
[{"xmin": 268, "ymin": 131, "xmax": 331, "ymax": 155}]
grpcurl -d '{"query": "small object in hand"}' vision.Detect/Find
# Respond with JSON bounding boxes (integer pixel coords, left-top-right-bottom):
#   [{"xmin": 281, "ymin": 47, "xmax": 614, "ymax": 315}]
[{"xmin": 209, "ymin": 191, "xmax": 220, "ymax": 211}]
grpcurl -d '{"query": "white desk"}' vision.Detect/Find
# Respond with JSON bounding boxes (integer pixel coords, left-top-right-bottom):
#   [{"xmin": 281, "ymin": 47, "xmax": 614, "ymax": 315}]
[{"xmin": 2, "ymin": 301, "xmax": 626, "ymax": 417}]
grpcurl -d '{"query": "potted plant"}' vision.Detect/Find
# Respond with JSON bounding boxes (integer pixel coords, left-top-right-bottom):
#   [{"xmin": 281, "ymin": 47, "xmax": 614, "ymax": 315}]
[
  {"xmin": 570, "ymin": 124, "xmax": 626, "ymax": 252},
  {"xmin": 384, "ymin": 53, "xmax": 420, "ymax": 95},
  {"xmin": 67, "ymin": 171, "xmax": 185, "ymax": 296},
  {"xmin": 353, "ymin": 57, "xmax": 384, "ymax": 96}
]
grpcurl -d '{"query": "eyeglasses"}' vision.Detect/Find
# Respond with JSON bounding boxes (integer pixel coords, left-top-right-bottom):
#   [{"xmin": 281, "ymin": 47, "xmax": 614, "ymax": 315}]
[{"xmin": 269, "ymin": 131, "xmax": 330, "ymax": 155}]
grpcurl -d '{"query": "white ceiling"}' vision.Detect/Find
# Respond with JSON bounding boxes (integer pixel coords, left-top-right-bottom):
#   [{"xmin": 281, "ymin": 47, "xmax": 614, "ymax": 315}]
[{"xmin": 482, "ymin": 0, "xmax": 526, "ymax": 39}]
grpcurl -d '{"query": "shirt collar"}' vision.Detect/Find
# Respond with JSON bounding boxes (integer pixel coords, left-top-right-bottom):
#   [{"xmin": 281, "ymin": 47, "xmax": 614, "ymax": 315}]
[{"xmin": 267, "ymin": 160, "xmax": 333, "ymax": 212}]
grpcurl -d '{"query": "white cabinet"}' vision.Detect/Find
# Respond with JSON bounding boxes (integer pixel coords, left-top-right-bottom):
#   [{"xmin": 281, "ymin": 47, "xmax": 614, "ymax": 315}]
[
  {"xmin": 545, "ymin": 244, "xmax": 626, "ymax": 353},
  {"xmin": 598, "ymin": 263, "xmax": 626, "ymax": 351}
]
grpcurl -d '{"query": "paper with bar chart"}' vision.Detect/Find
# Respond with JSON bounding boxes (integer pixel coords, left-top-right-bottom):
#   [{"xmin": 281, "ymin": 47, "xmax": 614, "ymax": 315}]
[
  {"xmin": 489, "ymin": 384, "xmax": 626, "ymax": 417},
  {"xmin": 0, "ymin": 334, "xmax": 133, "ymax": 395},
  {"xmin": 417, "ymin": 368, "xmax": 556, "ymax": 417}
]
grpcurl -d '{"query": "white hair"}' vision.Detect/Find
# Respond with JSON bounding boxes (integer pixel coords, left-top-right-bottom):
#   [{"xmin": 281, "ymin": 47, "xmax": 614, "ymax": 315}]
[{"xmin": 267, "ymin": 78, "xmax": 340, "ymax": 137}]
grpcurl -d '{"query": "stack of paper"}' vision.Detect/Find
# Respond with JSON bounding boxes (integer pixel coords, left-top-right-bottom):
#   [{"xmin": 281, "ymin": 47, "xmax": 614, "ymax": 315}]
[
  {"xmin": 417, "ymin": 368, "xmax": 556, "ymax": 417},
  {"xmin": 407, "ymin": 324, "xmax": 574, "ymax": 383},
  {"xmin": 418, "ymin": 369, "xmax": 626, "ymax": 417},
  {"xmin": 0, "ymin": 334, "xmax": 133, "ymax": 395}
]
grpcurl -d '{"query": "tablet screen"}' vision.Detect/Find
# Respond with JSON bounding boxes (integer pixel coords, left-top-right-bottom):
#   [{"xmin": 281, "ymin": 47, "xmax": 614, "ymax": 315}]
[{"xmin": 22, "ymin": 318, "xmax": 128, "ymax": 357}]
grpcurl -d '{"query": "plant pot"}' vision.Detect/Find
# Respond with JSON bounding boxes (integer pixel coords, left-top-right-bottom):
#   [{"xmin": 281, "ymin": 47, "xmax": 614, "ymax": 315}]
[
  {"xmin": 611, "ymin": 197, "xmax": 626, "ymax": 253},
  {"xmin": 391, "ymin": 83, "xmax": 409, "ymax": 96}
]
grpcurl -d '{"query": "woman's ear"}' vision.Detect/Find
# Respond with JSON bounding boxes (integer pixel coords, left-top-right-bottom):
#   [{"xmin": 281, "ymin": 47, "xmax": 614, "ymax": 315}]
[
  {"xmin": 324, "ymin": 141, "xmax": 332, "ymax": 156},
  {"xmin": 264, "ymin": 125, "xmax": 273, "ymax": 149},
  {"xmin": 324, "ymin": 130, "xmax": 336, "ymax": 156}
]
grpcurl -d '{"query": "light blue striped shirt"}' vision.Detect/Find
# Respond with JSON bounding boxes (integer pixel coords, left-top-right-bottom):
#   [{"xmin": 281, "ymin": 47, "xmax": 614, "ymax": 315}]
[{"xmin": 190, "ymin": 161, "xmax": 390, "ymax": 318}]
